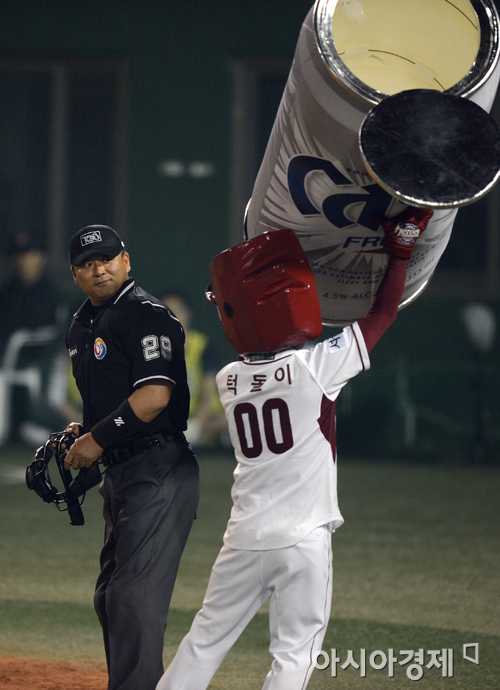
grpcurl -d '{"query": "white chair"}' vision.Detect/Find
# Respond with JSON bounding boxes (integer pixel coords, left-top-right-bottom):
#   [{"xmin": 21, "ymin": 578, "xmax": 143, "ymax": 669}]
[{"xmin": 0, "ymin": 325, "xmax": 59, "ymax": 445}]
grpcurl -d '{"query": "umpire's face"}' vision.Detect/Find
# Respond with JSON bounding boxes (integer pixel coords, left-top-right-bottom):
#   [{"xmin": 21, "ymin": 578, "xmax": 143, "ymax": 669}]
[{"xmin": 71, "ymin": 251, "xmax": 131, "ymax": 306}]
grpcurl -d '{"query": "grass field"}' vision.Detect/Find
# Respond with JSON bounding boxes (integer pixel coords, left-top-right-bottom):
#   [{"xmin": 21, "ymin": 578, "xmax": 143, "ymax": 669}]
[{"xmin": 0, "ymin": 443, "xmax": 498, "ymax": 689}]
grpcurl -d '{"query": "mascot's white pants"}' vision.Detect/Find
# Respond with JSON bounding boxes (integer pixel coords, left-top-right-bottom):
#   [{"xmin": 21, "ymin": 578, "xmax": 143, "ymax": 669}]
[{"xmin": 155, "ymin": 526, "xmax": 333, "ymax": 690}]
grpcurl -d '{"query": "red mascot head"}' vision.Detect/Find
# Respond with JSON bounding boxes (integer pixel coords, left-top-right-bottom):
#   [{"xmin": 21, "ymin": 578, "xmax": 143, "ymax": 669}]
[{"xmin": 207, "ymin": 229, "xmax": 322, "ymax": 355}]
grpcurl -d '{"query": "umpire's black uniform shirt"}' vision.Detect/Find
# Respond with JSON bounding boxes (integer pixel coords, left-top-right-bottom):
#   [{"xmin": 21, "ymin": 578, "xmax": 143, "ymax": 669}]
[{"xmin": 66, "ymin": 277, "xmax": 189, "ymax": 443}]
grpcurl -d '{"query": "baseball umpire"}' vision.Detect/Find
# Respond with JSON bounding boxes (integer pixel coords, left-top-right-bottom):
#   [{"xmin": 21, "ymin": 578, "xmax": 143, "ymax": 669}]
[
  {"xmin": 64, "ymin": 225, "xmax": 200, "ymax": 690},
  {"xmin": 155, "ymin": 207, "xmax": 432, "ymax": 690}
]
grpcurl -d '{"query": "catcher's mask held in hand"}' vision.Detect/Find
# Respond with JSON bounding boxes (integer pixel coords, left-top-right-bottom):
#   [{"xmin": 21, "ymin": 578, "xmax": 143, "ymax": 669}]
[
  {"xmin": 206, "ymin": 229, "xmax": 322, "ymax": 354},
  {"xmin": 26, "ymin": 432, "xmax": 103, "ymax": 526}
]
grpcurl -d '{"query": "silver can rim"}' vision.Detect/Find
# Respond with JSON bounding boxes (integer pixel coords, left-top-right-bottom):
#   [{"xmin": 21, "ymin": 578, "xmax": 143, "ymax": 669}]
[{"xmin": 314, "ymin": 0, "xmax": 500, "ymax": 105}]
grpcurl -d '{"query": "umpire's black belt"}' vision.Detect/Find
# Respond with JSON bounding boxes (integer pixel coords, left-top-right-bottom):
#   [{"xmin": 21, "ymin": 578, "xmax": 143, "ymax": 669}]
[{"xmin": 103, "ymin": 431, "xmax": 182, "ymax": 466}]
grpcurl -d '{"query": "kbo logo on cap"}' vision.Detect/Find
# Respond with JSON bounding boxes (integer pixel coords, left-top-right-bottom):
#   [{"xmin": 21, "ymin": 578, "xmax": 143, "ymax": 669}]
[{"xmin": 81, "ymin": 230, "xmax": 102, "ymax": 247}]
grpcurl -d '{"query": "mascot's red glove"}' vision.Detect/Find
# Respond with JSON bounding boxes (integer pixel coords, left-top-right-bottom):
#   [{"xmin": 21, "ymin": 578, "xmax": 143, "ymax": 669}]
[{"xmin": 377, "ymin": 207, "xmax": 434, "ymax": 259}]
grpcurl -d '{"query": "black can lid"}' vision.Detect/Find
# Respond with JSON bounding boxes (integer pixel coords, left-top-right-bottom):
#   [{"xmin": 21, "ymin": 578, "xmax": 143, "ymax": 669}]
[{"xmin": 359, "ymin": 89, "xmax": 500, "ymax": 209}]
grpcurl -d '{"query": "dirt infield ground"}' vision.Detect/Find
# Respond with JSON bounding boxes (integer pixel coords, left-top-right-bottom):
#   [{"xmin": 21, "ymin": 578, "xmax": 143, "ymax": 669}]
[{"xmin": 0, "ymin": 657, "xmax": 107, "ymax": 690}]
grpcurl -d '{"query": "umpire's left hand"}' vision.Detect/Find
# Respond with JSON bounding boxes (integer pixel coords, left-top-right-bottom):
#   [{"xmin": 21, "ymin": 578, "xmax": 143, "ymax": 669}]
[{"xmin": 64, "ymin": 432, "xmax": 104, "ymax": 470}]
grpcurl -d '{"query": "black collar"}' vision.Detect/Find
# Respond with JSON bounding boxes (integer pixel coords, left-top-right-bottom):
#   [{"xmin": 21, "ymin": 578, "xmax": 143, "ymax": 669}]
[{"xmin": 73, "ymin": 277, "xmax": 135, "ymax": 321}]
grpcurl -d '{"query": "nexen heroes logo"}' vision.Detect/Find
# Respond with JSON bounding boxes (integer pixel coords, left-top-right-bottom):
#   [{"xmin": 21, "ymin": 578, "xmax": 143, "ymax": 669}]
[{"xmin": 81, "ymin": 230, "xmax": 102, "ymax": 246}]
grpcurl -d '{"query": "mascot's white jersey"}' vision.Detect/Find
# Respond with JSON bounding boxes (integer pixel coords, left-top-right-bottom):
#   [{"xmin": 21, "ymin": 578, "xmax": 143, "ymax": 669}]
[{"xmin": 216, "ymin": 321, "xmax": 370, "ymax": 550}]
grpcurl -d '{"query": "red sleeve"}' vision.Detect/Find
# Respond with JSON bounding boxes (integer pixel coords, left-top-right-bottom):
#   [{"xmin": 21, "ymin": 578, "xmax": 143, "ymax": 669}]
[{"xmin": 357, "ymin": 257, "xmax": 407, "ymax": 353}]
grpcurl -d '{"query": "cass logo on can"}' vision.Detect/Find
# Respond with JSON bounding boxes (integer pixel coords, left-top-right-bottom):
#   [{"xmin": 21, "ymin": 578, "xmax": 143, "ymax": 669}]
[
  {"xmin": 81, "ymin": 230, "xmax": 102, "ymax": 246},
  {"xmin": 94, "ymin": 337, "xmax": 107, "ymax": 360}
]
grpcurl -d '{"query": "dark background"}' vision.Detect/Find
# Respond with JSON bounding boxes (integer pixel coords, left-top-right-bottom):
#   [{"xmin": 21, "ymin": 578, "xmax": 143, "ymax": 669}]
[{"xmin": 0, "ymin": 0, "xmax": 499, "ymax": 460}]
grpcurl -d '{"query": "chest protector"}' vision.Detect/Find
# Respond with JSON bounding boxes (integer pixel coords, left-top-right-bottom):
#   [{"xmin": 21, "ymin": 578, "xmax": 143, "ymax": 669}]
[{"xmin": 207, "ymin": 229, "xmax": 322, "ymax": 355}]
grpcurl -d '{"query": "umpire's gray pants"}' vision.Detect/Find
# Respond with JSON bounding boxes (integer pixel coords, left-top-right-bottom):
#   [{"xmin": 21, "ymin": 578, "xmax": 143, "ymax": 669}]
[{"xmin": 94, "ymin": 437, "xmax": 200, "ymax": 690}]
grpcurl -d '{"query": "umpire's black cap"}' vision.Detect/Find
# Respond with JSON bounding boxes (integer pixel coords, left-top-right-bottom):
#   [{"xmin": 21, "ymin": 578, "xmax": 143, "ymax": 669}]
[{"xmin": 69, "ymin": 225, "xmax": 125, "ymax": 266}]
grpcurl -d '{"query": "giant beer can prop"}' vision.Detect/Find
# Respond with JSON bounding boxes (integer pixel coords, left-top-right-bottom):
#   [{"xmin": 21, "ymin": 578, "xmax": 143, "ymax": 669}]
[{"xmin": 245, "ymin": 0, "xmax": 500, "ymax": 325}]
